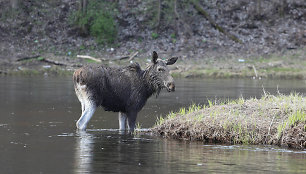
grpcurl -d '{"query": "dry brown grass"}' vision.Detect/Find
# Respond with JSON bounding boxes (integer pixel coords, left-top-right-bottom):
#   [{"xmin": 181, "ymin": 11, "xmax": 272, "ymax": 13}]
[{"xmin": 152, "ymin": 93, "xmax": 306, "ymax": 149}]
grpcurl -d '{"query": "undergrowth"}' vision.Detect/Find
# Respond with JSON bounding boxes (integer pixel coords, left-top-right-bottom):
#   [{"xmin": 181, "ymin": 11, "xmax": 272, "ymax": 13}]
[{"xmin": 70, "ymin": 0, "xmax": 117, "ymax": 44}]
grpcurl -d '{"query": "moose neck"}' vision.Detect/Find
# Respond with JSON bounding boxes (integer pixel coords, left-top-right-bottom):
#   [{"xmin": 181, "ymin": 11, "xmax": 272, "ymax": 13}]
[{"xmin": 142, "ymin": 65, "xmax": 161, "ymax": 97}]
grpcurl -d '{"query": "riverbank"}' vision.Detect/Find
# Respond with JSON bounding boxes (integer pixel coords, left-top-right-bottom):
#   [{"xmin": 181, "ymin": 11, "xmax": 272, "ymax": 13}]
[
  {"xmin": 152, "ymin": 94, "xmax": 306, "ymax": 150},
  {"xmin": 170, "ymin": 48, "xmax": 306, "ymax": 79},
  {"xmin": 0, "ymin": 48, "xmax": 305, "ymax": 80},
  {"xmin": 1, "ymin": 1, "xmax": 305, "ymax": 79}
]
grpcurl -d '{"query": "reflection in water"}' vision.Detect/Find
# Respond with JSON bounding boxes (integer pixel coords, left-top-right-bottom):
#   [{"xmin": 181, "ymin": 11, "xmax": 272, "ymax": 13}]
[
  {"xmin": 73, "ymin": 130, "xmax": 204, "ymax": 173},
  {"xmin": 0, "ymin": 77, "xmax": 306, "ymax": 173},
  {"xmin": 74, "ymin": 131, "xmax": 94, "ymax": 173},
  {"xmin": 73, "ymin": 130, "xmax": 306, "ymax": 173}
]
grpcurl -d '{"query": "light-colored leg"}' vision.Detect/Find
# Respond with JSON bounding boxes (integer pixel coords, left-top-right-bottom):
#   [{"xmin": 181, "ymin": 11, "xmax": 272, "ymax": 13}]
[
  {"xmin": 74, "ymin": 84, "xmax": 86, "ymax": 113},
  {"xmin": 81, "ymin": 102, "xmax": 85, "ymax": 113},
  {"xmin": 76, "ymin": 102, "xmax": 96, "ymax": 130},
  {"xmin": 75, "ymin": 83, "xmax": 96, "ymax": 130},
  {"xmin": 119, "ymin": 112, "xmax": 127, "ymax": 131}
]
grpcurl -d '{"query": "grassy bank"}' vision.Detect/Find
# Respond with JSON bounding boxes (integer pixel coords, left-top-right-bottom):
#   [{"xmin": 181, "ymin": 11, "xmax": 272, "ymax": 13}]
[
  {"xmin": 2, "ymin": 48, "xmax": 305, "ymax": 79},
  {"xmin": 170, "ymin": 49, "xmax": 306, "ymax": 80},
  {"xmin": 0, "ymin": 66, "xmax": 74, "ymax": 76},
  {"xmin": 153, "ymin": 94, "xmax": 306, "ymax": 150}
]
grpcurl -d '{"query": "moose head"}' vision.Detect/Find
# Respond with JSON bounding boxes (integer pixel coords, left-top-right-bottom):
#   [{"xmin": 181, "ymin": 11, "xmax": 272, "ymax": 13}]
[{"xmin": 146, "ymin": 51, "xmax": 178, "ymax": 93}]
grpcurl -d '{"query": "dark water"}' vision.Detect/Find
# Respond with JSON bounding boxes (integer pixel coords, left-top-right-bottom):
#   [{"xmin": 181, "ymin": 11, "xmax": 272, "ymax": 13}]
[{"xmin": 0, "ymin": 76, "xmax": 305, "ymax": 174}]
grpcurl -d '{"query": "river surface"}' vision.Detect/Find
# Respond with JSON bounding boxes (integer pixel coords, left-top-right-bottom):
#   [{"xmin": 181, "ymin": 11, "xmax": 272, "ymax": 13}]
[{"xmin": 0, "ymin": 76, "xmax": 305, "ymax": 173}]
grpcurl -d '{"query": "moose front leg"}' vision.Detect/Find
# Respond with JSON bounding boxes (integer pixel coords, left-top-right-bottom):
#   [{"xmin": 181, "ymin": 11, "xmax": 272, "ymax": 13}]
[{"xmin": 118, "ymin": 112, "xmax": 127, "ymax": 131}]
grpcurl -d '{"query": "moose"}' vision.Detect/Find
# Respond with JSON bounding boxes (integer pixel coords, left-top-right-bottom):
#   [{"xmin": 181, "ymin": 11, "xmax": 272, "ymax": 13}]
[{"xmin": 73, "ymin": 51, "xmax": 178, "ymax": 132}]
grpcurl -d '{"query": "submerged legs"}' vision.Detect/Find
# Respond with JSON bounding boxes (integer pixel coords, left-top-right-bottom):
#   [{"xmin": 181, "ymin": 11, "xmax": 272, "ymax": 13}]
[
  {"xmin": 127, "ymin": 112, "xmax": 137, "ymax": 132},
  {"xmin": 76, "ymin": 102, "xmax": 96, "ymax": 130},
  {"xmin": 119, "ymin": 112, "xmax": 127, "ymax": 131},
  {"xmin": 119, "ymin": 112, "xmax": 137, "ymax": 132}
]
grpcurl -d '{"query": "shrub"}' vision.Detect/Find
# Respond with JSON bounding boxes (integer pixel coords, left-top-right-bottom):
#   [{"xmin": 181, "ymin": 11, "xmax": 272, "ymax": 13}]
[
  {"xmin": 151, "ymin": 32, "xmax": 158, "ymax": 39},
  {"xmin": 90, "ymin": 12, "xmax": 117, "ymax": 44},
  {"xmin": 71, "ymin": 1, "xmax": 117, "ymax": 44}
]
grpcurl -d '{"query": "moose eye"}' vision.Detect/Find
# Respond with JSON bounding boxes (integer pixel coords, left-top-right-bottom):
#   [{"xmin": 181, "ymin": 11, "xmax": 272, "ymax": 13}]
[{"xmin": 157, "ymin": 68, "xmax": 165, "ymax": 72}]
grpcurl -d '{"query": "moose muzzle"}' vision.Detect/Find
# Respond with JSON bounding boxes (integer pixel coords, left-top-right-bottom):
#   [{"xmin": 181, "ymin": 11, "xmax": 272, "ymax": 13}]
[{"xmin": 166, "ymin": 82, "xmax": 175, "ymax": 92}]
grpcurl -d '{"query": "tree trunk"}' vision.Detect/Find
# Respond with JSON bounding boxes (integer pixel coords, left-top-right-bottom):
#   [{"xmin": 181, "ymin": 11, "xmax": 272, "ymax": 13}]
[
  {"xmin": 82, "ymin": 0, "xmax": 87, "ymax": 15},
  {"xmin": 11, "ymin": 0, "xmax": 19, "ymax": 9},
  {"xmin": 174, "ymin": 0, "xmax": 192, "ymax": 38},
  {"xmin": 78, "ymin": 0, "xmax": 88, "ymax": 35},
  {"xmin": 279, "ymin": 0, "xmax": 287, "ymax": 17},
  {"xmin": 174, "ymin": 0, "xmax": 179, "ymax": 36},
  {"xmin": 79, "ymin": 0, "xmax": 87, "ymax": 15},
  {"xmin": 256, "ymin": 0, "xmax": 261, "ymax": 16},
  {"xmin": 155, "ymin": 0, "xmax": 161, "ymax": 29}
]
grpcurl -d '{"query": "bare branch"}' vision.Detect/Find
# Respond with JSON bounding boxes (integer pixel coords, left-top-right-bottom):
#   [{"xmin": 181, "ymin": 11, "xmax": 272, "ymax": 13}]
[
  {"xmin": 76, "ymin": 55, "xmax": 104, "ymax": 62},
  {"xmin": 128, "ymin": 51, "xmax": 139, "ymax": 61},
  {"xmin": 16, "ymin": 55, "xmax": 40, "ymax": 62}
]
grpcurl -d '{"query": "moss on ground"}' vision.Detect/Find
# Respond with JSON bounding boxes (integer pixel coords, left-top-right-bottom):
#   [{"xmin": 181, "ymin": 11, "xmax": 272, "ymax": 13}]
[{"xmin": 152, "ymin": 94, "xmax": 306, "ymax": 150}]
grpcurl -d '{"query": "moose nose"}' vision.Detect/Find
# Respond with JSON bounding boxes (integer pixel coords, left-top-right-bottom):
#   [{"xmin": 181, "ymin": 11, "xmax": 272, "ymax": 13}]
[{"xmin": 167, "ymin": 82, "xmax": 175, "ymax": 92}]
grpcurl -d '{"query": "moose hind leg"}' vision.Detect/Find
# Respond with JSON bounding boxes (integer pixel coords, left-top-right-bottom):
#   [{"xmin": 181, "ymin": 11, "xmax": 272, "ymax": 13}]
[
  {"xmin": 127, "ymin": 112, "xmax": 137, "ymax": 132},
  {"xmin": 75, "ymin": 83, "xmax": 97, "ymax": 130},
  {"xmin": 118, "ymin": 112, "xmax": 127, "ymax": 131},
  {"xmin": 75, "ymin": 84, "xmax": 86, "ymax": 113}
]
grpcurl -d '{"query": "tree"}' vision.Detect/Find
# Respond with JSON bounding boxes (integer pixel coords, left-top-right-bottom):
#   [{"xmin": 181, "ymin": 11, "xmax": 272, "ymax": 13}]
[
  {"xmin": 79, "ymin": 0, "xmax": 87, "ymax": 16},
  {"xmin": 11, "ymin": 0, "xmax": 19, "ymax": 9}
]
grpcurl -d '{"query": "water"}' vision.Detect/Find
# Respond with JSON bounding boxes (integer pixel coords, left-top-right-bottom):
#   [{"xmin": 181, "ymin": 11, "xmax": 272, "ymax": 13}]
[{"xmin": 0, "ymin": 76, "xmax": 305, "ymax": 173}]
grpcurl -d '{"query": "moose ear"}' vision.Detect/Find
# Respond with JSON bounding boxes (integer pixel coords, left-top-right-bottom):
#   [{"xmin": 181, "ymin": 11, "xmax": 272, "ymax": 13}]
[
  {"xmin": 166, "ymin": 57, "xmax": 178, "ymax": 65},
  {"xmin": 152, "ymin": 51, "xmax": 158, "ymax": 64}
]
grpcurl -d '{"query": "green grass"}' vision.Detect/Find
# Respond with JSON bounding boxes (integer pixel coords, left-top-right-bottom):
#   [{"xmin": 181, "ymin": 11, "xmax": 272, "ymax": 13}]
[
  {"xmin": 85, "ymin": 59, "xmax": 100, "ymax": 63},
  {"xmin": 155, "ymin": 115, "xmax": 165, "ymax": 126},
  {"xmin": 265, "ymin": 67, "xmax": 303, "ymax": 73},
  {"xmin": 6, "ymin": 66, "xmax": 73, "ymax": 76},
  {"xmin": 136, "ymin": 122, "xmax": 142, "ymax": 130},
  {"xmin": 133, "ymin": 122, "xmax": 142, "ymax": 134},
  {"xmin": 278, "ymin": 110, "xmax": 306, "ymax": 137},
  {"xmin": 170, "ymin": 33, "xmax": 176, "ymax": 39},
  {"xmin": 187, "ymin": 104, "xmax": 201, "ymax": 114},
  {"xmin": 151, "ymin": 32, "xmax": 159, "ymax": 39},
  {"xmin": 155, "ymin": 104, "xmax": 202, "ymax": 126}
]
